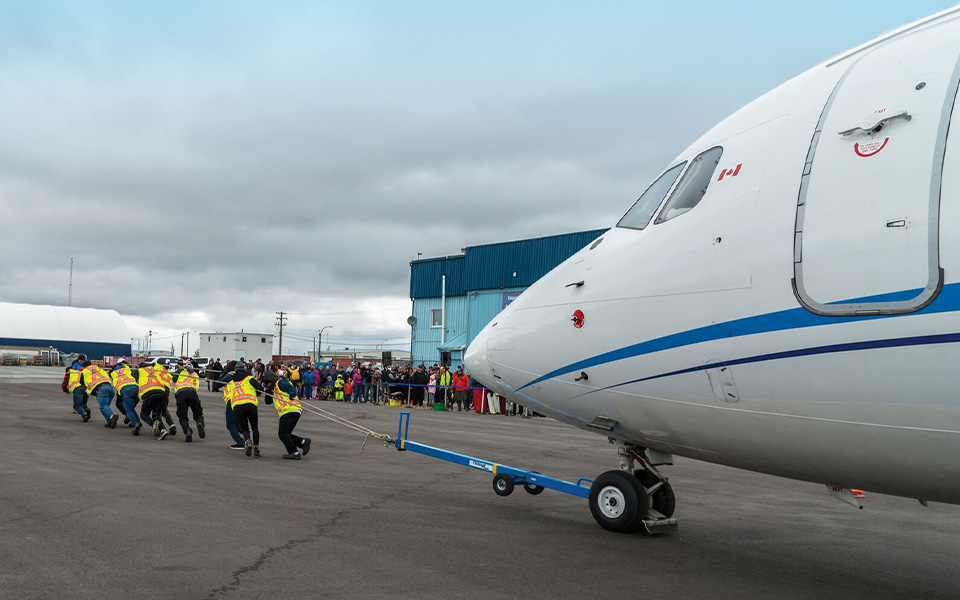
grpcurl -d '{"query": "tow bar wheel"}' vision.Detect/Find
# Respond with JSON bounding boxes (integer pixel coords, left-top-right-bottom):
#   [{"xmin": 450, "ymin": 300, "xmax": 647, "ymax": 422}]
[
  {"xmin": 589, "ymin": 470, "xmax": 649, "ymax": 533},
  {"xmin": 524, "ymin": 471, "xmax": 545, "ymax": 495},
  {"xmin": 493, "ymin": 473, "xmax": 515, "ymax": 496}
]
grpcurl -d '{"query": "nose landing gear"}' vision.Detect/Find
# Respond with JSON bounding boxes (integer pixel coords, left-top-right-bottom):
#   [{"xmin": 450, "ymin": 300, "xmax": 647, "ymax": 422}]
[{"xmin": 588, "ymin": 441, "xmax": 678, "ymax": 534}]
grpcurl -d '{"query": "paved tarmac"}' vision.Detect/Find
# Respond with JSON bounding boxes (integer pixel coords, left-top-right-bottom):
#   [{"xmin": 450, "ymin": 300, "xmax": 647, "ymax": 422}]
[{"xmin": 1, "ymin": 383, "xmax": 958, "ymax": 600}]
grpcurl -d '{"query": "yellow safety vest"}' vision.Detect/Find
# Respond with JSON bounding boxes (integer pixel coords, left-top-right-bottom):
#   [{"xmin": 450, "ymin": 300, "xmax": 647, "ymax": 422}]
[
  {"xmin": 67, "ymin": 369, "xmax": 84, "ymax": 392},
  {"xmin": 83, "ymin": 365, "xmax": 111, "ymax": 391},
  {"xmin": 138, "ymin": 366, "xmax": 167, "ymax": 395},
  {"xmin": 175, "ymin": 371, "xmax": 200, "ymax": 392},
  {"xmin": 272, "ymin": 384, "xmax": 302, "ymax": 417},
  {"xmin": 227, "ymin": 377, "xmax": 258, "ymax": 408},
  {"xmin": 160, "ymin": 368, "xmax": 173, "ymax": 389},
  {"xmin": 222, "ymin": 382, "xmax": 233, "ymax": 404},
  {"xmin": 111, "ymin": 365, "xmax": 138, "ymax": 392},
  {"xmin": 438, "ymin": 371, "xmax": 451, "ymax": 387}
]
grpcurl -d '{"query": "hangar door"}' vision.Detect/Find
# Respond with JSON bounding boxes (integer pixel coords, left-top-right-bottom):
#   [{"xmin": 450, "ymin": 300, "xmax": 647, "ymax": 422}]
[{"xmin": 793, "ymin": 22, "xmax": 960, "ymax": 315}]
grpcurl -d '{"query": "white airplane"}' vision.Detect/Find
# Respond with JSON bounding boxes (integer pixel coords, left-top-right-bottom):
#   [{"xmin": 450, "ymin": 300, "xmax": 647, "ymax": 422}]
[{"xmin": 464, "ymin": 6, "xmax": 960, "ymax": 533}]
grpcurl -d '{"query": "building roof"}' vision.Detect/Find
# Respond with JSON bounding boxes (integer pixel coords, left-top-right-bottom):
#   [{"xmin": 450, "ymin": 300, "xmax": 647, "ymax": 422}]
[
  {"xmin": 0, "ymin": 302, "xmax": 129, "ymax": 344},
  {"xmin": 199, "ymin": 332, "xmax": 273, "ymax": 337},
  {"xmin": 410, "ymin": 228, "xmax": 607, "ymax": 299},
  {"xmin": 437, "ymin": 332, "xmax": 468, "ymax": 351}
]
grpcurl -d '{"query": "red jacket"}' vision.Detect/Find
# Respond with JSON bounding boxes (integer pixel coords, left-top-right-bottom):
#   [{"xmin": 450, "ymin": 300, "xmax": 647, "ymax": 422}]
[{"xmin": 452, "ymin": 373, "xmax": 470, "ymax": 391}]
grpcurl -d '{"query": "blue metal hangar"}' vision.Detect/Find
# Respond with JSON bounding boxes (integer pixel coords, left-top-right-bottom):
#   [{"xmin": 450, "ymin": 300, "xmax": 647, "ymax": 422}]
[
  {"xmin": 409, "ymin": 229, "xmax": 605, "ymax": 370},
  {"xmin": 0, "ymin": 302, "xmax": 131, "ymax": 360}
]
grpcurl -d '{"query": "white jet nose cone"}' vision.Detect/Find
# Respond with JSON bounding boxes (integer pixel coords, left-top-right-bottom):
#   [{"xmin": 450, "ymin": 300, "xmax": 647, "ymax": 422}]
[{"xmin": 464, "ymin": 327, "xmax": 493, "ymax": 389}]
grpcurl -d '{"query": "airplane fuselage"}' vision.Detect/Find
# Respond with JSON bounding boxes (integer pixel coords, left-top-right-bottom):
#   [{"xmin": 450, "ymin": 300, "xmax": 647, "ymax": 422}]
[{"xmin": 466, "ymin": 8, "xmax": 960, "ymax": 506}]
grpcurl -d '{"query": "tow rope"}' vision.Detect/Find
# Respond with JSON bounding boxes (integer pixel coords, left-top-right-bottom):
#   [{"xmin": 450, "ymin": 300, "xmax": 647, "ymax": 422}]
[
  {"xmin": 299, "ymin": 400, "xmax": 394, "ymax": 452},
  {"xmin": 258, "ymin": 387, "xmax": 395, "ymax": 452}
]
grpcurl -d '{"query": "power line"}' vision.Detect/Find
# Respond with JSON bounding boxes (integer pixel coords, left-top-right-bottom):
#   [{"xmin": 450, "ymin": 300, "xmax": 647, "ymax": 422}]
[{"xmin": 286, "ymin": 306, "xmax": 408, "ymax": 316}]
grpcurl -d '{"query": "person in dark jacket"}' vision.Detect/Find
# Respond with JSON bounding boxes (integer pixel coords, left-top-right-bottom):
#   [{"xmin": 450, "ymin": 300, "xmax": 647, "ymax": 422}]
[
  {"xmin": 218, "ymin": 361, "xmax": 245, "ymax": 449},
  {"xmin": 224, "ymin": 365, "xmax": 264, "ymax": 457},
  {"xmin": 410, "ymin": 365, "xmax": 428, "ymax": 407},
  {"xmin": 263, "ymin": 372, "xmax": 311, "ymax": 460},
  {"xmin": 62, "ymin": 365, "xmax": 90, "ymax": 421}
]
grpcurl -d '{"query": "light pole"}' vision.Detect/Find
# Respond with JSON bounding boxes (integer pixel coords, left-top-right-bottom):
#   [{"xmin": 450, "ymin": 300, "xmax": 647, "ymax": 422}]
[
  {"xmin": 377, "ymin": 339, "xmax": 388, "ymax": 349},
  {"xmin": 318, "ymin": 326, "xmax": 332, "ymax": 361}
]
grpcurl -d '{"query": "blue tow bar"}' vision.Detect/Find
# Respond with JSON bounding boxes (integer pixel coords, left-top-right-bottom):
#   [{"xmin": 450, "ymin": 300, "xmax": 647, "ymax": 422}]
[{"xmin": 395, "ymin": 411, "xmax": 593, "ymax": 498}]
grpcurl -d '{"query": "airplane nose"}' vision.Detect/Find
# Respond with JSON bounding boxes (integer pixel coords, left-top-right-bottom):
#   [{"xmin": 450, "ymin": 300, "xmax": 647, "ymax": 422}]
[{"xmin": 464, "ymin": 326, "xmax": 494, "ymax": 389}]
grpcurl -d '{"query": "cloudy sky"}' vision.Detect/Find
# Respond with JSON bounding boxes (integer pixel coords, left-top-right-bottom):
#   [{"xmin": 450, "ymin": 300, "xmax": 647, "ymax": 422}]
[{"xmin": 0, "ymin": 0, "xmax": 952, "ymax": 355}]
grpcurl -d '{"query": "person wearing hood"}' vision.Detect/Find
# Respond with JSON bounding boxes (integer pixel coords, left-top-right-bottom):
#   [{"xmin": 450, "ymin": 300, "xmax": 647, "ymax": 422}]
[
  {"xmin": 224, "ymin": 365, "xmax": 264, "ymax": 457},
  {"xmin": 333, "ymin": 373, "xmax": 345, "ymax": 402}
]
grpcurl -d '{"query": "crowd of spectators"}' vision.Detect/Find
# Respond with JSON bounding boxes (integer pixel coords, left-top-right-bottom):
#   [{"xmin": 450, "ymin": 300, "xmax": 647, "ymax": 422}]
[{"xmin": 201, "ymin": 358, "xmax": 535, "ymax": 416}]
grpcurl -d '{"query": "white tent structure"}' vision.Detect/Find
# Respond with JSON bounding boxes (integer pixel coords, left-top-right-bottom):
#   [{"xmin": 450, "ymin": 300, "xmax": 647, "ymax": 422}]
[{"xmin": 0, "ymin": 302, "xmax": 131, "ymax": 360}]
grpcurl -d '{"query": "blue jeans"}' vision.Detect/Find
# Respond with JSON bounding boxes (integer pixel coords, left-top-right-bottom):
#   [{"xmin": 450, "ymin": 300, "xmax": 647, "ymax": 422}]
[
  {"xmin": 72, "ymin": 388, "xmax": 88, "ymax": 416},
  {"xmin": 353, "ymin": 383, "xmax": 363, "ymax": 403},
  {"xmin": 303, "ymin": 384, "xmax": 313, "ymax": 399},
  {"xmin": 225, "ymin": 403, "xmax": 243, "ymax": 444},
  {"xmin": 119, "ymin": 386, "xmax": 140, "ymax": 426},
  {"xmin": 95, "ymin": 383, "xmax": 115, "ymax": 422}
]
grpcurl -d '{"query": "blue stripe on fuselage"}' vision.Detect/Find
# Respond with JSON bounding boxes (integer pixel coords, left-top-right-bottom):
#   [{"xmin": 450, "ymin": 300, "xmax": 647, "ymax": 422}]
[
  {"xmin": 606, "ymin": 332, "xmax": 960, "ymax": 391},
  {"xmin": 517, "ymin": 282, "xmax": 960, "ymax": 391}
]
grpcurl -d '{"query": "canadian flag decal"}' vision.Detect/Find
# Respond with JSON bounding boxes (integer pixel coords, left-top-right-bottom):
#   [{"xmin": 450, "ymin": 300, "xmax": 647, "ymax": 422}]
[{"xmin": 717, "ymin": 164, "xmax": 742, "ymax": 181}]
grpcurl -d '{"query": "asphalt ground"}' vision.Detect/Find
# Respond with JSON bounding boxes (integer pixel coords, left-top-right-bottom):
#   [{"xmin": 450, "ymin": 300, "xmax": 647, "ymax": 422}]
[{"xmin": 1, "ymin": 383, "xmax": 958, "ymax": 600}]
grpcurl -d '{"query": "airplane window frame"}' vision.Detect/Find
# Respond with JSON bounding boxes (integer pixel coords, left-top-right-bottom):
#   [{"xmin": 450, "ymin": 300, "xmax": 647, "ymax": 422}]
[
  {"xmin": 616, "ymin": 162, "xmax": 687, "ymax": 231},
  {"xmin": 654, "ymin": 146, "xmax": 723, "ymax": 224}
]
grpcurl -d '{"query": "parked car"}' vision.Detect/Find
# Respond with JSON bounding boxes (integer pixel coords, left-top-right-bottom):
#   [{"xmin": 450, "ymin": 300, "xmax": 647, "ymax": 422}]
[{"xmin": 139, "ymin": 356, "xmax": 182, "ymax": 370}]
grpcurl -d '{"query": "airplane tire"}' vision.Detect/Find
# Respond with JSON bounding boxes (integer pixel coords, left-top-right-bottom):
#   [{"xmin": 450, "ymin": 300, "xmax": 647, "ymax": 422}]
[
  {"xmin": 524, "ymin": 471, "xmax": 545, "ymax": 495},
  {"xmin": 635, "ymin": 471, "xmax": 676, "ymax": 518},
  {"xmin": 589, "ymin": 470, "xmax": 648, "ymax": 533},
  {"xmin": 493, "ymin": 474, "xmax": 515, "ymax": 496}
]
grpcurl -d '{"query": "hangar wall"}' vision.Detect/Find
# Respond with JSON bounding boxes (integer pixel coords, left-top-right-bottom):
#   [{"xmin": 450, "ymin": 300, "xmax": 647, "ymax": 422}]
[{"xmin": 409, "ymin": 229, "xmax": 606, "ymax": 370}]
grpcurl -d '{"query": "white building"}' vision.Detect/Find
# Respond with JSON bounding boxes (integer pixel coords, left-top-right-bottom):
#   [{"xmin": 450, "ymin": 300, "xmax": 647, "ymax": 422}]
[
  {"xmin": 199, "ymin": 331, "xmax": 274, "ymax": 361},
  {"xmin": 0, "ymin": 302, "xmax": 131, "ymax": 361}
]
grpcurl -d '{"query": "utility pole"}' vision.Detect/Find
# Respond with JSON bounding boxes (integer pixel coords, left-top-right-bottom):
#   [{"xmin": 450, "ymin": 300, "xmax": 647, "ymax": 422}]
[
  {"xmin": 148, "ymin": 330, "xmax": 153, "ymax": 354},
  {"xmin": 275, "ymin": 311, "xmax": 287, "ymax": 363},
  {"xmin": 319, "ymin": 326, "xmax": 332, "ymax": 361},
  {"xmin": 68, "ymin": 257, "xmax": 74, "ymax": 306}
]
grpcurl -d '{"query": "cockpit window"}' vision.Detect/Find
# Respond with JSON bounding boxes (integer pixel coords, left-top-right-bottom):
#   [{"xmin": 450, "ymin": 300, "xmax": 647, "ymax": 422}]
[
  {"xmin": 617, "ymin": 162, "xmax": 686, "ymax": 230},
  {"xmin": 654, "ymin": 146, "xmax": 723, "ymax": 224}
]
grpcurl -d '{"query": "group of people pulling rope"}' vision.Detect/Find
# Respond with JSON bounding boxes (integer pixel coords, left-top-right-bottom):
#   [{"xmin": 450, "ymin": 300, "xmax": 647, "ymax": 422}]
[{"xmin": 62, "ymin": 355, "xmax": 393, "ymax": 460}]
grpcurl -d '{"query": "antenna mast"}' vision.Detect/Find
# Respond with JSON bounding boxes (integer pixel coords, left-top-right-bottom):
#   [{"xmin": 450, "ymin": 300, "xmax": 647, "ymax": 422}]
[{"xmin": 68, "ymin": 258, "xmax": 73, "ymax": 306}]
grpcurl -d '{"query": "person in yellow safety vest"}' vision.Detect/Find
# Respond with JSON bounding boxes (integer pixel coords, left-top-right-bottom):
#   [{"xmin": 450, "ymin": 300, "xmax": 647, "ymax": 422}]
[
  {"xmin": 265, "ymin": 372, "xmax": 312, "ymax": 460},
  {"xmin": 82, "ymin": 362, "xmax": 119, "ymax": 429},
  {"xmin": 138, "ymin": 363, "xmax": 172, "ymax": 440},
  {"xmin": 61, "ymin": 365, "xmax": 90, "ymax": 422},
  {"xmin": 174, "ymin": 364, "xmax": 205, "ymax": 443},
  {"xmin": 225, "ymin": 365, "xmax": 264, "ymax": 457},
  {"xmin": 110, "ymin": 359, "xmax": 141, "ymax": 435},
  {"xmin": 158, "ymin": 364, "xmax": 179, "ymax": 436},
  {"xmin": 220, "ymin": 361, "xmax": 246, "ymax": 450},
  {"xmin": 437, "ymin": 367, "xmax": 452, "ymax": 409},
  {"xmin": 289, "ymin": 365, "xmax": 302, "ymax": 395},
  {"xmin": 333, "ymin": 373, "xmax": 345, "ymax": 401}
]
